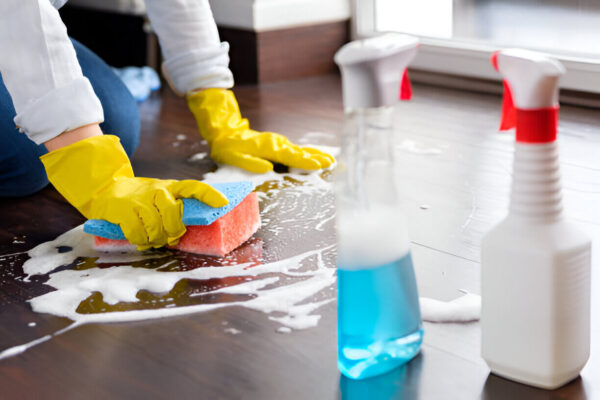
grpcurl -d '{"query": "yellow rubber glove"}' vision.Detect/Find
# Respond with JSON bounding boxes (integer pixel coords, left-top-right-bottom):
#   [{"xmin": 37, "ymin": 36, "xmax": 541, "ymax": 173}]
[
  {"xmin": 187, "ymin": 88, "xmax": 335, "ymax": 174},
  {"xmin": 40, "ymin": 135, "xmax": 228, "ymax": 250}
]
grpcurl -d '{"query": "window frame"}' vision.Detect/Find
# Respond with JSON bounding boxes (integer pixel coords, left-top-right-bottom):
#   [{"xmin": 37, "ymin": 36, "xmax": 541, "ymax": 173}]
[{"xmin": 353, "ymin": 0, "xmax": 600, "ymax": 94}]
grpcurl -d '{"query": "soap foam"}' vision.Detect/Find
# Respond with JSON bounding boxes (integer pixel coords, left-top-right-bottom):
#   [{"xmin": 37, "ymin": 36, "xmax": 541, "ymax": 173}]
[
  {"xmin": 4, "ymin": 146, "xmax": 339, "ymax": 358},
  {"xmin": 26, "ymin": 226, "xmax": 336, "ymax": 325},
  {"xmin": 0, "ymin": 322, "xmax": 80, "ymax": 361},
  {"xmin": 203, "ymin": 164, "xmax": 332, "ymax": 191},
  {"xmin": 0, "ymin": 335, "xmax": 52, "ymax": 360},
  {"xmin": 22, "ymin": 225, "xmax": 165, "ymax": 279},
  {"xmin": 6, "ymin": 139, "xmax": 476, "ymax": 361},
  {"xmin": 297, "ymin": 132, "xmax": 337, "ymax": 145},
  {"xmin": 188, "ymin": 152, "xmax": 208, "ymax": 162},
  {"xmin": 336, "ymin": 204, "xmax": 411, "ymax": 269},
  {"xmin": 420, "ymin": 293, "xmax": 481, "ymax": 323},
  {"xmin": 397, "ymin": 139, "xmax": 442, "ymax": 155}
]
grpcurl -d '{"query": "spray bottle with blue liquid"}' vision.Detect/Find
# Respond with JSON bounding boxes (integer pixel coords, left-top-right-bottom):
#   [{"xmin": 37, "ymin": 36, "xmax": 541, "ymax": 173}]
[{"xmin": 334, "ymin": 33, "xmax": 423, "ymax": 380}]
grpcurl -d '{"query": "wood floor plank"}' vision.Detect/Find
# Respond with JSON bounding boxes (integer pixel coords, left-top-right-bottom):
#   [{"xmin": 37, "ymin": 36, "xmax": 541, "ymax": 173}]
[{"xmin": 0, "ymin": 75, "xmax": 599, "ymax": 398}]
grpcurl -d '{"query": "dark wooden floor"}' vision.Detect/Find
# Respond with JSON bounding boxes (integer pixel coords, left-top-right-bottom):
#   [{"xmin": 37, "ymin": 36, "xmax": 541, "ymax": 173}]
[{"xmin": 1, "ymin": 74, "xmax": 599, "ymax": 399}]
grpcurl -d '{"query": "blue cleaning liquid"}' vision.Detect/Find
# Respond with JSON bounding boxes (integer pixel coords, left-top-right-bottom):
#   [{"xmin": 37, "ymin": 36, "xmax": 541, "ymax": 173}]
[{"xmin": 337, "ymin": 252, "xmax": 424, "ymax": 380}]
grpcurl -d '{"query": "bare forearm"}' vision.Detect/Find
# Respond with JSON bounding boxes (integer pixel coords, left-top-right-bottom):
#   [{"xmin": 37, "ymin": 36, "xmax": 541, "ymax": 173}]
[{"xmin": 44, "ymin": 123, "xmax": 103, "ymax": 152}]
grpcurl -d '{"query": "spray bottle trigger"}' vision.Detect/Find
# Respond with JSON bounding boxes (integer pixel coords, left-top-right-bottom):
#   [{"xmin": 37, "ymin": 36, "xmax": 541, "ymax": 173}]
[
  {"xmin": 399, "ymin": 69, "xmax": 412, "ymax": 101},
  {"xmin": 491, "ymin": 51, "xmax": 516, "ymax": 131}
]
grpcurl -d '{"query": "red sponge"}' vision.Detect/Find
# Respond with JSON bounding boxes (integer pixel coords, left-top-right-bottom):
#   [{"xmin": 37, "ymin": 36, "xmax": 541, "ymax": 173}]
[{"xmin": 93, "ymin": 192, "xmax": 261, "ymax": 257}]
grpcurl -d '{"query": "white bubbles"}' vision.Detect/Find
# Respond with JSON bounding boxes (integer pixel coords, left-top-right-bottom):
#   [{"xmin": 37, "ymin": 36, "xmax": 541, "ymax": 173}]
[
  {"xmin": 336, "ymin": 204, "xmax": 411, "ymax": 270},
  {"xmin": 8, "ymin": 145, "xmax": 340, "ymax": 360}
]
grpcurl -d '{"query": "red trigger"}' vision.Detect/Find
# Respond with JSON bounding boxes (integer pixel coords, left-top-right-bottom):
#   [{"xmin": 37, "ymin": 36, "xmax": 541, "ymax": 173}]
[
  {"xmin": 490, "ymin": 51, "xmax": 516, "ymax": 131},
  {"xmin": 400, "ymin": 69, "xmax": 412, "ymax": 101},
  {"xmin": 499, "ymin": 81, "xmax": 516, "ymax": 131},
  {"xmin": 491, "ymin": 51, "xmax": 499, "ymax": 71}
]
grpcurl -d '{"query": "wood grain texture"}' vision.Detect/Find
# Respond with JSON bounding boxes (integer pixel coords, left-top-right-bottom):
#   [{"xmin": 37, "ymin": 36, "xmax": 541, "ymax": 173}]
[
  {"xmin": 256, "ymin": 21, "xmax": 349, "ymax": 83},
  {"xmin": 220, "ymin": 21, "xmax": 349, "ymax": 84},
  {"xmin": 0, "ymin": 75, "xmax": 599, "ymax": 399},
  {"xmin": 218, "ymin": 27, "xmax": 259, "ymax": 85}
]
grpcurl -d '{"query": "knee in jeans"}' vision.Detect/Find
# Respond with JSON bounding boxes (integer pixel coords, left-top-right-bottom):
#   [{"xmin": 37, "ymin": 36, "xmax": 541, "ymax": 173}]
[
  {"xmin": 1, "ymin": 159, "xmax": 49, "ymax": 197},
  {"xmin": 101, "ymin": 97, "xmax": 140, "ymax": 158}
]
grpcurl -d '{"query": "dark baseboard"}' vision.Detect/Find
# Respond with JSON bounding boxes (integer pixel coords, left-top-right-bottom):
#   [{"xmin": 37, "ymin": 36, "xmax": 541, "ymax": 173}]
[
  {"xmin": 218, "ymin": 27, "xmax": 259, "ymax": 85},
  {"xmin": 220, "ymin": 20, "xmax": 350, "ymax": 85}
]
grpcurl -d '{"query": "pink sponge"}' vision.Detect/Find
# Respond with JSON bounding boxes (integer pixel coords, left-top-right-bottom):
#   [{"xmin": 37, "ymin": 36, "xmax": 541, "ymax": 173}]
[{"xmin": 93, "ymin": 193, "xmax": 261, "ymax": 257}]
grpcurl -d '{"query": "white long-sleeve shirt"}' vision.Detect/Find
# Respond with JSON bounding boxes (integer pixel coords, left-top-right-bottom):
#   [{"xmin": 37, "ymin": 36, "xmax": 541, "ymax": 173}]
[{"xmin": 0, "ymin": 0, "xmax": 233, "ymax": 145}]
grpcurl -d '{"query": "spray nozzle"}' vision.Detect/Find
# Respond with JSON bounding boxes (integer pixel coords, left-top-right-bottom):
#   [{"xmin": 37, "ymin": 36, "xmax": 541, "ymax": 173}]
[
  {"xmin": 491, "ymin": 49, "xmax": 565, "ymax": 143},
  {"xmin": 335, "ymin": 33, "xmax": 419, "ymax": 109},
  {"xmin": 399, "ymin": 42, "xmax": 422, "ymax": 101}
]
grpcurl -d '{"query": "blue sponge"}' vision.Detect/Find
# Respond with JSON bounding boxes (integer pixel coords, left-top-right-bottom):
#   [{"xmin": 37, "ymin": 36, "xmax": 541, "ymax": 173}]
[{"xmin": 83, "ymin": 181, "xmax": 254, "ymax": 240}]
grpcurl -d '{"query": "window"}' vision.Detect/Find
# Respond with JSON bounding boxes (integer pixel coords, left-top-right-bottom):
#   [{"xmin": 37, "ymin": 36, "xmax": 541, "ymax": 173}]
[{"xmin": 355, "ymin": 0, "xmax": 600, "ymax": 93}]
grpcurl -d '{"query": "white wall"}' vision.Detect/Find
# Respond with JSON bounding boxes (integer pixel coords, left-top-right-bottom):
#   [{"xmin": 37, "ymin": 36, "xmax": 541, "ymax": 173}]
[
  {"xmin": 68, "ymin": 0, "xmax": 350, "ymax": 31},
  {"xmin": 209, "ymin": 0, "xmax": 351, "ymax": 31}
]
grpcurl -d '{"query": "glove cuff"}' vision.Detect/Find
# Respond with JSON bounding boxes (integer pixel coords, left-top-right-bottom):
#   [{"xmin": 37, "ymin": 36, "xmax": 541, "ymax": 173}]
[{"xmin": 40, "ymin": 135, "xmax": 134, "ymax": 216}]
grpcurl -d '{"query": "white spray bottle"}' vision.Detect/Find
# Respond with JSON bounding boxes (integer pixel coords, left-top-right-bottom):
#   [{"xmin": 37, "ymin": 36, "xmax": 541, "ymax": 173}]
[
  {"xmin": 482, "ymin": 49, "xmax": 591, "ymax": 389},
  {"xmin": 334, "ymin": 33, "xmax": 422, "ymax": 380}
]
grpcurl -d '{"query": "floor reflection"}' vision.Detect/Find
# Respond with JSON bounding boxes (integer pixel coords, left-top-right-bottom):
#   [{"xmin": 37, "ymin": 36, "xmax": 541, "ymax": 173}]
[
  {"xmin": 481, "ymin": 373, "xmax": 587, "ymax": 400},
  {"xmin": 339, "ymin": 354, "xmax": 424, "ymax": 400}
]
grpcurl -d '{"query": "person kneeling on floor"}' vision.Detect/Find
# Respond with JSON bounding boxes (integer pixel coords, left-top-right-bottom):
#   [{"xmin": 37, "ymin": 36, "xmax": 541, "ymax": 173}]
[{"xmin": 0, "ymin": 0, "xmax": 334, "ymax": 250}]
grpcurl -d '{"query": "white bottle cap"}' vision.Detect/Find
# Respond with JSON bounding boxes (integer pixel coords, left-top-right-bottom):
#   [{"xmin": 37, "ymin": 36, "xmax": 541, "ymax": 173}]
[
  {"xmin": 495, "ymin": 49, "xmax": 565, "ymax": 109},
  {"xmin": 334, "ymin": 33, "xmax": 419, "ymax": 109}
]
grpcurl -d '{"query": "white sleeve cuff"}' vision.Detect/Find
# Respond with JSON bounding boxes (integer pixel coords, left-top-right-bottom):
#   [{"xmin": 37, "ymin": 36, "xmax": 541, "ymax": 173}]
[
  {"xmin": 14, "ymin": 77, "xmax": 105, "ymax": 145},
  {"xmin": 162, "ymin": 42, "xmax": 234, "ymax": 96}
]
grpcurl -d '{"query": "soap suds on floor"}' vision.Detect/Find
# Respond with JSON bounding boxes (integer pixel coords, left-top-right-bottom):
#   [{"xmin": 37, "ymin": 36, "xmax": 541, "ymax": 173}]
[
  {"xmin": 188, "ymin": 152, "xmax": 208, "ymax": 162},
  {"xmin": 398, "ymin": 139, "xmax": 442, "ymax": 155},
  {"xmin": 297, "ymin": 131, "xmax": 337, "ymax": 145},
  {"xmin": 0, "ymin": 322, "xmax": 80, "ymax": 361},
  {"xmin": 420, "ymin": 293, "xmax": 481, "ymax": 323},
  {"xmin": 203, "ymin": 276, "xmax": 280, "ymax": 295},
  {"xmin": 12, "ymin": 235, "xmax": 26, "ymax": 244},
  {"xmin": 25, "ymin": 229, "xmax": 336, "ymax": 327},
  {"xmin": 0, "ymin": 335, "xmax": 52, "ymax": 360},
  {"xmin": 224, "ymin": 328, "xmax": 242, "ymax": 335},
  {"xmin": 7, "ymin": 139, "xmax": 475, "ymax": 361},
  {"xmin": 22, "ymin": 225, "xmax": 167, "ymax": 279},
  {"xmin": 202, "ymin": 164, "xmax": 333, "ymax": 190},
  {"xmin": 0, "ymin": 251, "xmax": 27, "ymax": 259},
  {"xmin": 27, "ymin": 322, "xmax": 36, "ymax": 327},
  {"xmin": 6, "ymin": 149, "xmax": 338, "ymax": 359}
]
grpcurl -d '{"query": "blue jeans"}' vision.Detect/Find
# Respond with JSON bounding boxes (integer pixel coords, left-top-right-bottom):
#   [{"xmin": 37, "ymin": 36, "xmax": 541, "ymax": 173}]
[{"xmin": 0, "ymin": 39, "xmax": 140, "ymax": 197}]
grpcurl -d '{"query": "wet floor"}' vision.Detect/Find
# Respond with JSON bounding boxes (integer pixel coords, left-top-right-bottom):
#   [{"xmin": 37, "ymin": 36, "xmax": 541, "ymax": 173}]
[{"xmin": 0, "ymin": 168, "xmax": 337, "ymax": 328}]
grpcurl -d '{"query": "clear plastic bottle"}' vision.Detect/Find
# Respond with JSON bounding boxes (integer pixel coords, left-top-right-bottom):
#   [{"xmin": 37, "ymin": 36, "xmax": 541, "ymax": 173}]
[
  {"xmin": 335, "ymin": 106, "xmax": 423, "ymax": 380},
  {"xmin": 334, "ymin": 34, "xmax": 423, "ymax": 380}
]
